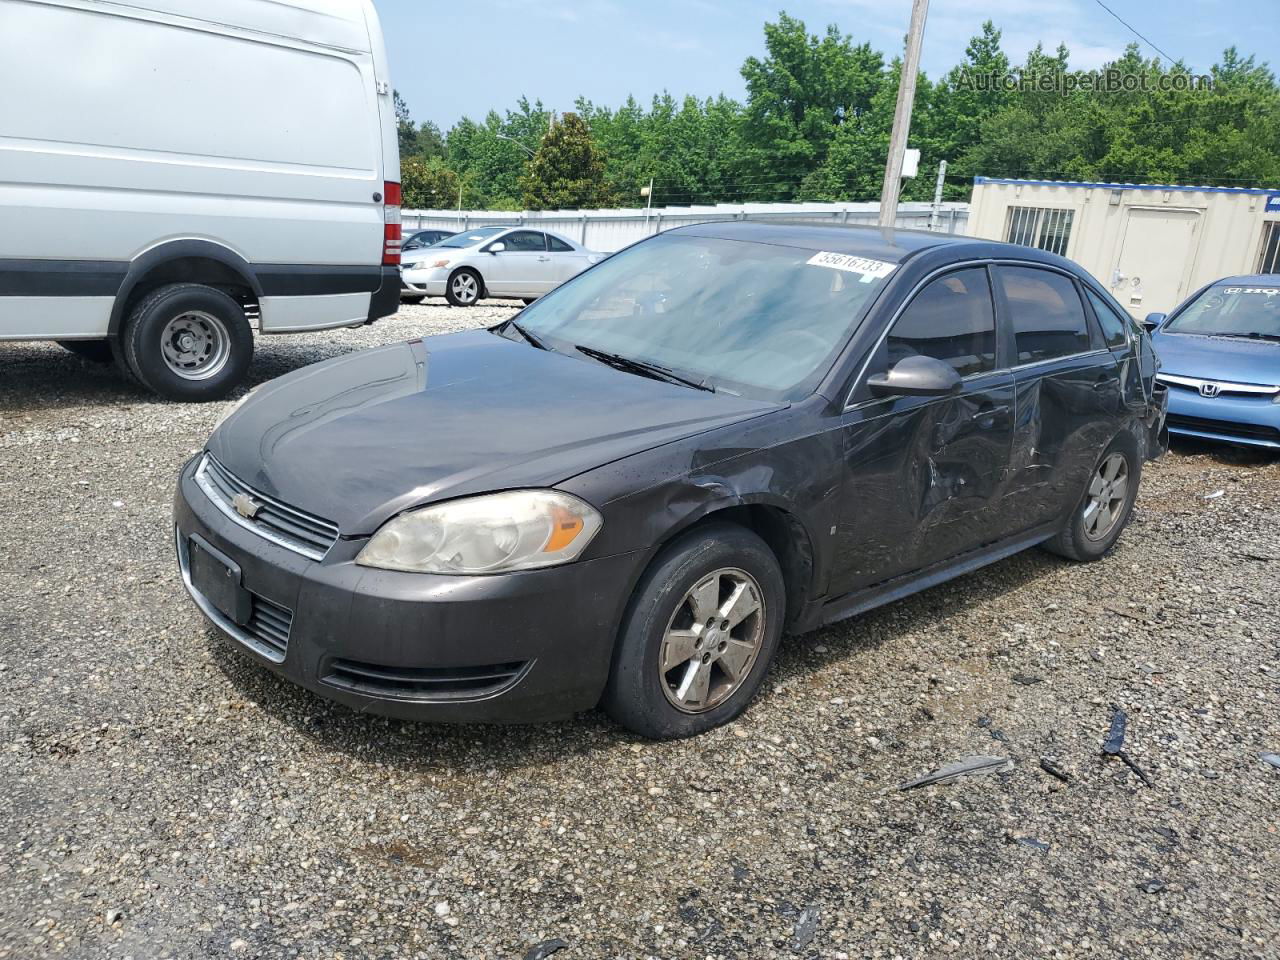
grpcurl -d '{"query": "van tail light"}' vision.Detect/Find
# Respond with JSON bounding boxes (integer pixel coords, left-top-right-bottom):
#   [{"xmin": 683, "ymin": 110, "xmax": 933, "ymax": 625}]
[{"xmin": 383, "ymin": 181, "xmax": 402, "ymax": 265}]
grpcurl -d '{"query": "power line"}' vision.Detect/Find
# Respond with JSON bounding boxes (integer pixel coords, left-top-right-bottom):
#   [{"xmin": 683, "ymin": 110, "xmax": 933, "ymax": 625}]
[{"xmin": 1092, "ymin": 0, "xmax": 1178, "ymax": 65}]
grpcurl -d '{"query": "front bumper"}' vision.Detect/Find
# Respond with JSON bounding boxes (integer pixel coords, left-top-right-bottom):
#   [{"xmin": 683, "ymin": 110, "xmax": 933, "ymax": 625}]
[
  {"xmin": 1162, "ymin": 382, "xmax": 1280, "ymax": 450},
  {"xmin": 400, "ymin": 267, "xmax": 448, "ymax": 298},
  {"xmin": 173, "ymin": 457, "xmax": 642, "ymax": 723}
]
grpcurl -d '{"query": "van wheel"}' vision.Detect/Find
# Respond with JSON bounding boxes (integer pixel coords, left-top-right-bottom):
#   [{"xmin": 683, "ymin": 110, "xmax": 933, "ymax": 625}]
[
  {"xmin": 445, "ymin": 269, "xmax": 483, "ymax": 307},
  {"xmin": 602, "ymin": 523, "xmax": 785, "ymax": 740},
  {"xmin": 119, "ymin": 284, "xmax": 253, "ymax": 402},
  {"xmin": 57, "ymin": 340, "xmax": 113, "ymax": 363},
  {"xmin": 1042, "ymin": 433, "xmax": 1141, "ymax": 562}
]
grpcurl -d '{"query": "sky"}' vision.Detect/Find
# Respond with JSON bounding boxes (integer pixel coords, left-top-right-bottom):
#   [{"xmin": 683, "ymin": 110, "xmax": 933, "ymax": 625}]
[{"xmin": 372, "ymin": 0, "xmax": 1274, "ymax": 131}]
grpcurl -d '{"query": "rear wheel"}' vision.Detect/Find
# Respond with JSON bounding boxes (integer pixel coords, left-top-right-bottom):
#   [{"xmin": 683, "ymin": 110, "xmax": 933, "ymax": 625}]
[
  {"xmin": 57, "ymin": 340, "xmax": 113, "ymax": 363},
  {"xmin": 1042, "ymin": 433, "xmax": 1141, "ymax": 561},
  {"xmin": 602, "ymin": 523, "xmax": 785, "ymax": 739},
  {"xmin": 445, "ymin": 268, "xmax": 482, "ymax": 307},
  {"xmin": 118, "ymin": 283, "xmax": 252, "ymax": 402}
]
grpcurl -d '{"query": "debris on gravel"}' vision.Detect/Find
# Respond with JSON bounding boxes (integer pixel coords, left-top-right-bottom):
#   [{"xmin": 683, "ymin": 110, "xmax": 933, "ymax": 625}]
[{"xmin": 2, "ymin": 301, "xmax": 1279, "ymax": 958}]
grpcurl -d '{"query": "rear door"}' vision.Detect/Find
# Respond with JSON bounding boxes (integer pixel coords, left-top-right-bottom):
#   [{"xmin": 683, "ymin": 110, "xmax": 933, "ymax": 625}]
[
  {"xmin": 832, "ymin": 266, "xmax": 1015, "ymax": 594},
  {"xmin": 547, "ymin": 233, "xmax": 592, "ymax": 285},
  {"xmin": 484, "ymin": 231, "xmax": 552, "ymax": 297},
  {"xmin": 995, "ymin": 265, "xmax": 1125, "ymax": 533}
]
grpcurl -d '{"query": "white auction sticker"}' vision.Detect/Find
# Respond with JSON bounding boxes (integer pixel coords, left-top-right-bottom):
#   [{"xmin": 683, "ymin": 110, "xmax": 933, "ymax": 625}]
[{"xmin": 806, "ymin": 251, "xmax": 898, "ymax": 283}]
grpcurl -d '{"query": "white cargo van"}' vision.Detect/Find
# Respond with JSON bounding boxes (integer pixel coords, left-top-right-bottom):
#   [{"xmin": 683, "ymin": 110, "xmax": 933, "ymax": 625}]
[{"xmin": 0, "ymin": 0, "xmax": 402, "ymax": 400}]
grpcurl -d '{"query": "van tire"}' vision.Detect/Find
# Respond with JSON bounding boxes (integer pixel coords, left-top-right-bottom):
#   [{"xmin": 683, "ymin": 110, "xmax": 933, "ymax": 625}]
[
  {"xmin": 57, "ymin": 340, "xmax": 114, "ymax": 364},
  {"xmin": 445, "ymin": 268, "xmax": 483, "ymax": 307},
  {"xmin": 119, "ymin": 284, "xmax": 253, "ymax": 402}
]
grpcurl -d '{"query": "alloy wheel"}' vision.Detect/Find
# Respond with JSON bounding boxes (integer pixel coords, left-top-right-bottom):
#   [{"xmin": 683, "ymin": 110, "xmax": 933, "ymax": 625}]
[
  {"xmin": 451, "ymin": 273, "xmax": 479, "ymax": 305},
  {"xmin": 659, "ymin": 567, "xmax": 766, "ymax": 713},
  {"xmin": 1082, "ymin": 452, "xmax": 1129, "ymax": 541}
]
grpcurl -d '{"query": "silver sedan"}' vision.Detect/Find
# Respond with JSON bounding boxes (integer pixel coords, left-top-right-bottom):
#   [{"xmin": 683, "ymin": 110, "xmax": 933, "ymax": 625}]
[{"xmin": 400, "ymin": 226, "xmax": 606, "ymax": 306}]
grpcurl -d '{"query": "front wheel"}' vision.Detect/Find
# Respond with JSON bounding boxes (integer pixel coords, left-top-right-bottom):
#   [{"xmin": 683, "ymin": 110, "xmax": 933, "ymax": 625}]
[
  {"xmin": 445, "ymin": 269, "xmax": 483, "ymax": 307},
  {"xmin": 602, "ymin": 523, "xmax": 785, "ymax": 740},
  {"xmin": 118, "ymin": 283, "xmax": 253, "ymax": 402},
  {"xmin": 1042, "ymin": 433, "xmax": 1142, "ymax": 562}
]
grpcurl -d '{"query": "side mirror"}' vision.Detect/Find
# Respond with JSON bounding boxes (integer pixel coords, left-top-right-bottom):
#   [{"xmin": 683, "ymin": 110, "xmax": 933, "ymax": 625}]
[
  {"xmin": 487, "ymin": 242, "xmax": 506, "ymax": 254},
  {"xmin": 1142, "ymin": 312, "xmax": 1166, "ymax": 332},
  {"xmin": 867, "ymin": 355, "xmax": 963, "ymax": 398}
]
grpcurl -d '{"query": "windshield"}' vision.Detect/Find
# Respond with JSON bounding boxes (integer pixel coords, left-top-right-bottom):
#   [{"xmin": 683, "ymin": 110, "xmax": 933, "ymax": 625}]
[
  {"xmin": 437, "ymin": 227, "xmax": 506, "ymax": 248},
  {"xmin": 513, "ymin": 234, "xmax": 895, "ymax": 399},
  {"xmin": 1165, "ymin": 284, "xmax": 1280, "ymax": 340}
]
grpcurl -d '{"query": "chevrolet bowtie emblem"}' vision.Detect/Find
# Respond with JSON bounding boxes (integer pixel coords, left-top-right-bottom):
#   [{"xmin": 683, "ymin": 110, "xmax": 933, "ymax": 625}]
[{"xmin": 232, "ymin": 492, "xmax": 261, "ymax": 520}]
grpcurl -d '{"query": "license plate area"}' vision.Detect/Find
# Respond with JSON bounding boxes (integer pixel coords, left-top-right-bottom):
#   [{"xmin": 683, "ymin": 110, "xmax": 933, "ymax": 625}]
[{"xmin": 189, "ymin": 535, "xmax": 252, "ymax": 626}]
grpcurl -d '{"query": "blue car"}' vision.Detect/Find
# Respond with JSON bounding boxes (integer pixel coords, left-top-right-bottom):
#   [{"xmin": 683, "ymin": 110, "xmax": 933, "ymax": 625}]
[{"xmin": 1150, "ymin": 276, "xmax": 1280, "ymax": 450}]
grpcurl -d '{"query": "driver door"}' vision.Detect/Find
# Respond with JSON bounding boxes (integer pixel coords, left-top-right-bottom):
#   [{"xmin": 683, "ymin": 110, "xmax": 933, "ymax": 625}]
[
  {"xmin": 484, "ymin": 230, "xmax": 552, "ymax": 297},
  {"xmin": 830, "ymin": 266, "xmax": 1016, "ymax": 595}
]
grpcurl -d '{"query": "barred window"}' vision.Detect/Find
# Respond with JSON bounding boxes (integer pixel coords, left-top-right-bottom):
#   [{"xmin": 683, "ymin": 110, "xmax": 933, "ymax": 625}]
[
  {"xmin": 1005, "ymin": 206, "xmax": 1074, "ymax": 257},
  {"xmin": 1259, "ymin": 222, "xmax": 1280, "ymax": 274}
]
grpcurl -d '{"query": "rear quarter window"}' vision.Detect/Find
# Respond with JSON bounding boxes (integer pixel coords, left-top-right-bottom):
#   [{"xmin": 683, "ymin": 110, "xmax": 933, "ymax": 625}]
[{"xmin": 996, "ymin": 266, "xmax": 1093, "ymax": 364}]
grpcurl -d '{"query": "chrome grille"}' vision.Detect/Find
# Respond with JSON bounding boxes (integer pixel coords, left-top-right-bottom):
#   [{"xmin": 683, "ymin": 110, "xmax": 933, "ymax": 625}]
[{"xmin": 195, "ymin": 456, "xmax": 339, "ymax": 560}]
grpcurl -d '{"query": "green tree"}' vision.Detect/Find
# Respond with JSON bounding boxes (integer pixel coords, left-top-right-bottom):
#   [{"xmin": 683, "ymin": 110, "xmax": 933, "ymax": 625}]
[
  {"xmin": 520, "ymin": 113, "xmax": 611, "ymax": 210},
  {"xmin": 737, "ymin": 12, "xmax": 884, "ymax": 199},
  {"xmin": 400, "ymin": 156, "xmax": 462, "ymax": 209}
]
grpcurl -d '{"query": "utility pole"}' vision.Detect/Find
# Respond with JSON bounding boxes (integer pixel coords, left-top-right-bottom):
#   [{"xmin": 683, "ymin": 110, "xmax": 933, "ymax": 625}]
[
  {"xmin": 878, "ymin": 0, "xmax": 930, "ymax": 228},
  {"xmin": 929, "ymin": 159, "xmax": 947, "ymax": 231}
]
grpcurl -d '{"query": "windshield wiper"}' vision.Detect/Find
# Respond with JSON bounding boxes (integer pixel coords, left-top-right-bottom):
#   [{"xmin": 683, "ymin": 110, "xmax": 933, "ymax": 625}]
[
  {"xmin": 574, "ymin": 344, "xmax": 715, "ymax": 393},
  {"xmin": 501, "ymin": 319, "xmax": 550, "ymax": 351}
]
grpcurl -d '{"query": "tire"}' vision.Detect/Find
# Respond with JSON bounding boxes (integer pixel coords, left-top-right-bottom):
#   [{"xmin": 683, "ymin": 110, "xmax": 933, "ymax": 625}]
[
  {"xmin": 118, "ymin": 283, "xmax": 253, "ymax": 402},
  {"xmin": 521, "ymin": 297, "xmax": 537, "ymax": 306},
  {"xmin": 401, "ymin": 295, "xmax": 426, "ymax": 305},
  {"xmin": 56, "ymin": 339, "xmax": 113, "ymax": 363},
  {"xmin": 602, "ymin": 522, "xmax": 786, "ymax": 740},
  {"xmin": 445, "ymin": 268, "xmax": 483, "ymax": 307},
  {"xmin": 1041, "ymin": 432, "xmax": 1142, "ymax": 562}
]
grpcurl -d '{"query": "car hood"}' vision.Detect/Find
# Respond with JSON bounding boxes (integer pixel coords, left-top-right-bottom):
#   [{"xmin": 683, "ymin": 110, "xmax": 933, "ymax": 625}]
[
  {"xmin": 207, "ymin": 330, "xmax": 781, "ymax": 535},
  {"xmin": 1153, "ymin": 330, "xmax": 1280, "ymax": 386}
]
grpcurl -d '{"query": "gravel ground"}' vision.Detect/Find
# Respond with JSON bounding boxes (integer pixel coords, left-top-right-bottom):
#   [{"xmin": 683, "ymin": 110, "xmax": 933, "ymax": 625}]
[{"xmin": 2, "ymin": 301, "xmax": 1278, "ymax": 960}]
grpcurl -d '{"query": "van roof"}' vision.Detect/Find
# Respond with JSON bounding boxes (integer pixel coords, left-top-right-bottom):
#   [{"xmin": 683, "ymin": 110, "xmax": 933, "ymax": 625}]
[{"xmin": 123, "ymin": 0, "xmax": 375, "ymax": 53}]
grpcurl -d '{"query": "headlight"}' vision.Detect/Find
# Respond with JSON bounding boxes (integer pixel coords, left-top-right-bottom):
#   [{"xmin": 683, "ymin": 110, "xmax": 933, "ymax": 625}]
[{"xmin": 356, "ymin": 490, "xmax": 602, "ymax": 575}]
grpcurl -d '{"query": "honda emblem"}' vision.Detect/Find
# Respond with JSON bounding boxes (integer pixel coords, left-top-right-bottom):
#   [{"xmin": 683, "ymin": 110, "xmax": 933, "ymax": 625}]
[{"xmin": 1199, "ymin": 382, "xmax": 1221, "ymax": 398}]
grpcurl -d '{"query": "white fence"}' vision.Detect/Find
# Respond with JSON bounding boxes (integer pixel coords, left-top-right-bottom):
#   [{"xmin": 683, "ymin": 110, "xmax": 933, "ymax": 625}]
[{"xmin": 403, "ymin": 201, "xmax": 970, "ymax": 252}]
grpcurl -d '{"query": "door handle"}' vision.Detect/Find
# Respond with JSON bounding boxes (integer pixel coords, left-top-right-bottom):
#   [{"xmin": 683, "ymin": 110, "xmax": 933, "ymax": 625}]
[
  {"xmin": 970, "ymin": 403, "xmax": 1011, "ymax": 423},
  {"xmin": 537, "ymin": 256, "xmax": 551, "ymax": 262}
]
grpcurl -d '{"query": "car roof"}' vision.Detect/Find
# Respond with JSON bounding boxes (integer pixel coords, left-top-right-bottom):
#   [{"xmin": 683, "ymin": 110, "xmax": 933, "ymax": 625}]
[{"xmin": 665, "ymin": 220, "xmax": 1034, "ymax": 266}]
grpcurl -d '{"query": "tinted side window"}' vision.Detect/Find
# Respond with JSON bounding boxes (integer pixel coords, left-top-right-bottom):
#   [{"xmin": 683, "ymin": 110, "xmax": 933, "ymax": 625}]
[
  {"xmin": 996, "ymin": 267, "xmax": 1092, "ymax": 364},
  {"xmin": 547, "ymin": 235, "xmax": 574, "ymax": 252},
  {"xmin": 504, "ymin": 231, "xmax": 547, "ymax": 252},
  {"xmin": 1085, "ymin": 289, "xmax": 1130, "ymax": 348},
  {"xmin": 886, "ymin": 268, "xmax": 997, "ymax": 377}
]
